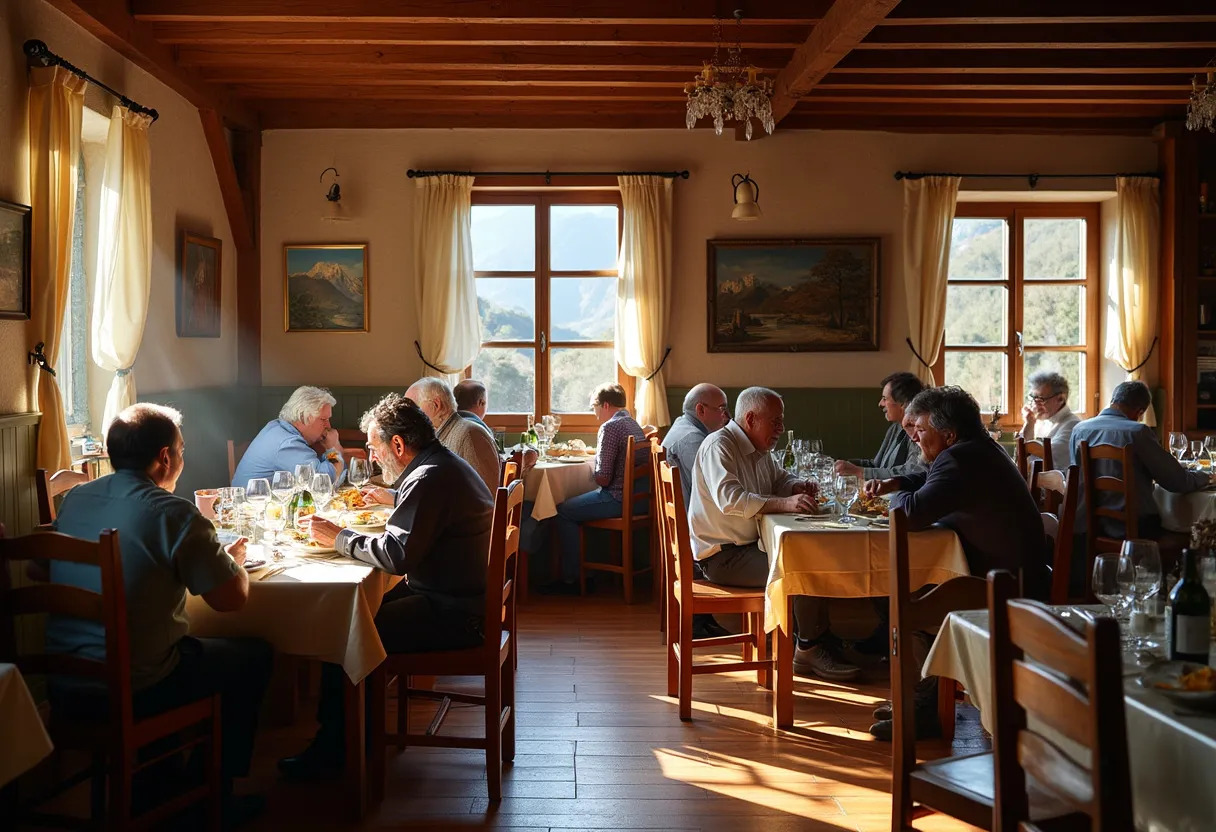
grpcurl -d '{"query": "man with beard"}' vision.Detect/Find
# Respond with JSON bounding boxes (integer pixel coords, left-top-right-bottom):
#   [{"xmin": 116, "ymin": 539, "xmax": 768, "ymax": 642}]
[{"xmin": 278, "ymin": 393, "xmax": 494, "ymax": 780}]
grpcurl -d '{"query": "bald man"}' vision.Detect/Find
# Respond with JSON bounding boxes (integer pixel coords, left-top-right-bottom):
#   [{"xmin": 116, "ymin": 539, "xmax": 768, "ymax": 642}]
[{"xmin": 661, "ymin": 384, "xmax": 730, "ymax": 511}]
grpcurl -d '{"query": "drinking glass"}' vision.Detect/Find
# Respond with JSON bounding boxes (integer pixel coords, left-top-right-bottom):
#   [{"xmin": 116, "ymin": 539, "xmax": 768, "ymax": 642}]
[
  {"xmin": 263, "ymin": 500, "xmax": 287, "ymax": 552},
  {"xmin": 271, "ymin": 470, "xmax": 295, "ymax": 503},
  {"xmin": 214, "ymin": 487, "xmax": 235, "ymax": 530},
  {"xmin": 294, "ymin": 462, "xmax": 315, "ymax": 492},
  {"xmin": 809, "ymin": 439, "xmax": 824, "ymax": 456},
  {"xmin": 348, "ymin": 458, "xmax": 370, "ymax": 489},
  {"xmin": 1121, "ymin": 539, "xmax": 1162, "ymax": 650},
  {"xmin": 246, "ymin": 478, "xmax": 271, "ymax": 510},
  {"xmin": 770, "ymin": 450, "xmax": 786, "ymax": 471},
  {"xmin": 230, "ymin": 488, "xmax": 252, "ymax": 537},
  {"xmin": 310, "ymin": 472, "xmax": 334, "ymax": 512},
  {"xmin": 1092, "ymin": 553, "xmax": 1135, "ymax": 620},
  {"xmin": 1191, "ymin": 440, "xmax": 1206, "ymax": 466},
  {"xmin": 835, "ymin": 474, "xmax": 860, "ymax": 524},
  {"xmin": 1169, "ymin": 432, "xmax": 1188, "ymax": 461},
  {"xmin": 551, "ymin": 414, "xmax": 563, "ymax": 434}
]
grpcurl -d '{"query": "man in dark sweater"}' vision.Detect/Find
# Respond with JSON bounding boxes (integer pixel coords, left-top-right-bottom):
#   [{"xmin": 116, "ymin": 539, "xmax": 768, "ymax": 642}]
[
  {"xmin": 279, "ymin": 393, "xmax": 494, "ymax": 780},
  {"xmin": 835, "ymin": 371, "xmax": 925, "ymax": 480}
]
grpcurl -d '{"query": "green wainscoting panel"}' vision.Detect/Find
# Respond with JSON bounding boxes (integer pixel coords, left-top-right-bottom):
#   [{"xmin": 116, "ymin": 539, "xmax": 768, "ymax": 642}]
[{"xmin": 0, "ymin": 412, "xmax": 41, "ymax": 536}]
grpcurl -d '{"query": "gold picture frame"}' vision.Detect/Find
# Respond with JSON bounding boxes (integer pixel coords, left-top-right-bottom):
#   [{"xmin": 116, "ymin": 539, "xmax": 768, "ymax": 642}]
[
  {"xmin": 283, "ymin": 243, "xmax": 369, "ymax": 332},
  {"xmin": 177, "ymin": 231, "xmax": 222, "ymax": 337}
]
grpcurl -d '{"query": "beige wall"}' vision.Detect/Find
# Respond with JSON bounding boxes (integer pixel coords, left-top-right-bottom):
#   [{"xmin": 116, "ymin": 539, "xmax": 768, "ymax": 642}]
[
  {"xmin": 260, "ymin": 128, "xmax": 1157, "ymax": 396},
  {"xmin": 0, "ymin": 0, "xmax": 237, "ymax": 423}
]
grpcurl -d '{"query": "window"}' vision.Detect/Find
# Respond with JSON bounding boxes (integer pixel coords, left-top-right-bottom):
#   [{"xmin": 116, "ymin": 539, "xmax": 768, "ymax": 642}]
[
  {"xmin": 58, "ymin": 148, "xmax": 89, "ymax": 428},
  {"xmin": 469, "ymin": 192, "xmax": 622, "ymax": 429},
  {"xmin": 940, "ymin": 203, "xmax": 1100, "ymax": 424}
]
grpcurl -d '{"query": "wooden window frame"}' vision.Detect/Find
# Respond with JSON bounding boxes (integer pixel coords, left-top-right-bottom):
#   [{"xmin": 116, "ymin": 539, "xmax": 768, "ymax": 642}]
[
  {"xmin": 469, "ymin": 190, "xmax": 626, "ymax": 432},
  {"xmin": 937, "ymin": 202, "xmax": 1101, "ymax": 429}
]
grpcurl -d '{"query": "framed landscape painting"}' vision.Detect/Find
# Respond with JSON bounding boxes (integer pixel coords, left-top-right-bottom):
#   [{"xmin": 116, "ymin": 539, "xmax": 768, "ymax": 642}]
[
  {"xmin": 707, "ymin": 237, "xmax": 880, "ymax": 353},
  {"xmin": 177, "ymin": 232, "xmax": 222, "ymax": 337},
  {"xmin": 0, "ymin": 199, "xmax": 31, "ymax": 320},
  {"xmin": 284, "ymin": 243, "xmax": 368, "ymax": 332}
]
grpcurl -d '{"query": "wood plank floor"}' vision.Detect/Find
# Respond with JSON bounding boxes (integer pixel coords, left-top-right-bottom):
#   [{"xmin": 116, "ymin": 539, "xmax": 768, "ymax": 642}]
[{"xmin": 243, "ymin": 596, "xmax": 986, "ymax": 831}]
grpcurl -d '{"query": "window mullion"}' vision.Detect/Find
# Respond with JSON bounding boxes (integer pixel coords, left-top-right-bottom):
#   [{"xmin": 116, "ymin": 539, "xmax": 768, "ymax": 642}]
[{"xmin": 537, "ymin": 194, "xmax": 550, "ymax": 419}]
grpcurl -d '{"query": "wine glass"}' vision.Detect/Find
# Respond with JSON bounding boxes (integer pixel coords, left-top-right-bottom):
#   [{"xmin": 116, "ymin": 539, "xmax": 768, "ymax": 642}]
[
  {"xmin": 294, "ymin": 462, "xmax": 316, "ymax": 492},
  {"xmin": 835, "ymin": 474, "xmax": 860, "ymax": 524},
  {"xmin": 263, "ymin": 500, "xmax": 287, "ymax": 554},
  {"xmin": 1121, "ymin": 539, "xmax": 1162, "ymax": 651},
  {"xmin": 246, "ymin": 478, "xmax": 271, "ymax": 511},
  {"xmin": 809, "ymin": 439, "xmax": 824, "ymax": 456},
  {"xmin": 271, "ymin": 470, "xmax": 295, "ymax": 503},
  {"xmin": 348, "ymin": 458, "xmax": 370, "ymax": 489},
  {"xmin": 311, "ymin": 472, "xmax": 334, "ymax": 513},
  {"xmin": 551, "ymin": 414, "xmax": 562, "ymax": 435},
  {"xmin": 1092, "ymin": 553, "xmax": 1135, "ymax": 620},
  {"xmin": 1205, "ymin": 435, "xmax": 1216, "ymax": 468},
  {"xmin": 1191, "ymin": 440, "xmax": 1206, "ymax": 467},
  {"xmin": 1169, "ymin": 432, "xmax": 1188, "ymax": 461},
  {"xmin": 214, "ymin": 487, "xmax": 235, "ymax": 530}
]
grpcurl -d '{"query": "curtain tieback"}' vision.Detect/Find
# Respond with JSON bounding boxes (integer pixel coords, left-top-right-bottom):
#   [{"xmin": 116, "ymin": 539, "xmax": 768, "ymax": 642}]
[
  {"xmin": 644, "ymin": 347, "xmax": 672, "ymax": 382},
  {"xmin": 27, "ymin": 342, "xmax": 56, "ymax": 377},
  {"xmin": 905, "ymin": 337, "xmax": 933, "ymax": 370},
  {"xmin": 115, "ymin": 366, "xmax": 133, "ymax": 378},
  {"xmin": 413, "ymin": 341, "xmax": 451, "ymax": 376},
  {"xmin": 1117, "ymin": 336, "xmax": 1158, "ymax": 376}
]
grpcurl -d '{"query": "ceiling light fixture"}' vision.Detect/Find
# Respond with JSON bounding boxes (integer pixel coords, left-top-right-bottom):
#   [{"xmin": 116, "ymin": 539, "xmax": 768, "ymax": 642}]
[
  {"xmin": 1187, "ymin": 59, "xmax": 1216, "ymax": 132},
  {"xmin": 320, "ymin": 166, "xmax": 351, "ymax": 221},
  {"xmin": 731, "ymin": 173, "xmax": 762, "ymax": 220},
  {"xmin": 685, "ymin": 11, "xmax": 775, "ymax": 141}
]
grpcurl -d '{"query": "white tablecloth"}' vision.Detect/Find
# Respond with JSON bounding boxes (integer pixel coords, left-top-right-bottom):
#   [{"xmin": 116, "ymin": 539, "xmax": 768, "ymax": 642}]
[
  {"xmin": 0, "ymin": 663, "xmax": 53, "ymax": 787},
  {"xmin": 524, "ymin": 459, "xmax": 596, "ymax": 521},
  {"xmin": 925, "ymin": 608, "xmax": 1216, "ymax": 832},
  {"xmin": 186, "ymin": 547, "xmax": 400, "ymax": 683},
  {"xmin": 759, "ymin": 515, "xmax": 970, "ymax": 634},
  {"xmin": 1153, "ymin": 485, "xmax": 1216, "ymax": 533}
]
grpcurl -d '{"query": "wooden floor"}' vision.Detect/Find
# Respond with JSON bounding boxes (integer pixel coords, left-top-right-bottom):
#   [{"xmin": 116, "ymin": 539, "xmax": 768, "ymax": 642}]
[{"xmin": 239, "ymin": 595, "xmax": 985, "ymax": 831}]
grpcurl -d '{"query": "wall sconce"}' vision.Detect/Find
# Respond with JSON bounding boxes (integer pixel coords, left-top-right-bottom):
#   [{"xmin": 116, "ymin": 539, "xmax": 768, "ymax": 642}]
[
  {"xmin": 320, "ymin": 166, "xmax": 351, "ymax": 221},
  {"xmin": 731, "ymin": 173, "xmax": 762, "ymax": 221}
]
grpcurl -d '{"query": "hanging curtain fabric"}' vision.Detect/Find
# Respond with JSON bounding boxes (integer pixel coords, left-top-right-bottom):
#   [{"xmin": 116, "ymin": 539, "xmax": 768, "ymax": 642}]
[
  {"xmin": 92, "ymin": 105, "xmax": 153, "ymax": 432},
  {"xmin": 1107, "ymin": 176, "xmax": 1160, "ymax": 426},
  {"xmin": 902, "ymin": 175, "xmax": 961, "ymax": 385},
  {"xmin": 615, "ymin": 175, "xmax": 674, "ymax": 426},
  {"xmin": 413, "ymin": 175, "xmax": 479, "ymax": 385},
  {"xmin": 27, "ymin": 66, "xmax": 85, "ymax": 471}
]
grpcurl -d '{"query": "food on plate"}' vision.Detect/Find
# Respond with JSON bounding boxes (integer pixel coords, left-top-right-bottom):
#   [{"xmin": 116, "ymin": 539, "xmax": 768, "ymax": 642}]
[
  {"xmin": 337, "ymin": 489, "xmax": 367, "ymax": 509},
  {"xmin": 288, "ymin": 529, "xmax": 330, "ymax": 550},
  {"xmin": 854, "ymin": 494, "xmax": 889, "ymax": 517},
  {"xmin": 1156, "ymin": 665, "xmax": 1216, "ymax": 692},
  {"xmin": 346, "ymin": 510, "xmax": 385, "ymax": 527}
]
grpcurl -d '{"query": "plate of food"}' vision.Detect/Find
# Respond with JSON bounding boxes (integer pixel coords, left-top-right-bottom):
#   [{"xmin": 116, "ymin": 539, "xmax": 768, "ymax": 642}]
[
  {"xmin": 243, "ymin": 558, "xmax": 267, "ymax": 571},
  {"xmin": 336, "ymin": 488, "xmax": 368, "ymax": 509},
  {"xmin": 1139, "ymin": 661, "xmax": 1216, "ymax": 709},
  {"xmin": 853, "ymin": 494, "xmax": 890, "ymax": 518},
  {"xmin": 342, "ymin": 509, "xmax": 388, "ymax": 531},
  {"xmin": 285, "ymin": 529, "xmax": 337, "ymax": 555}
]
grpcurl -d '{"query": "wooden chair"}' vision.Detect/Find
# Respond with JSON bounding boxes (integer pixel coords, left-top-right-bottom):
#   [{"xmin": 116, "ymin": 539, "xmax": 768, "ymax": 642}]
[
  {"xmin": 369, "ymin": 480, "xmax": 523, "ymax": 802},
  {"xmin": 988, "ymin": 570, "xmax": 1132, "ymax": 832},
  {"xmin": 579, "ymin": 436, "xmax": 655, "ymax": 604},
  {"xmin": 642, "ymin": 425, "xmax": 660, "ymax": 441},
  {"xmin": 1015, "ymin": 436, "xmax": 1053, "ymax": 485},
  {"xmin": 889, "ymin": 507, "xmax": 991, "ymax": 831},
  {"xmin": 651, "ymin": 440, "xmax": 668, "ymax": 638},
  {"xmin": 1030, "ymin": 462, "xmax": 1081, "ymax": 603},
  {"xmin": 1077, "ymin": 441, "xmax": 1137, "ymax": 597},
  {"xmin": 501, "ymin": 461, "xmax": 518, "ymax": 489},
  {"xmin": 225, "ymin": 439, "xmax": 250, "ymax": 483},
  {"xmin": 0, "ymin": 528, "xmax": 222, "ymax": 830},
  {"xmin": 35, "ymin": 467, "xmax": 91, "ymax": 525},
  {"xmin": 659, "ymin": 460, "xmax": 772, "ymax": 721}
]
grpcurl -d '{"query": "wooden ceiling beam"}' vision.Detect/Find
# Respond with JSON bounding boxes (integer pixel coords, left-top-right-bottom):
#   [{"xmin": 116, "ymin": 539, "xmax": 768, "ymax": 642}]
[
  {"xmin": 769, "ymin": 0, "xmax": 902, "ymax": 125},
  {"xmin": 199, "ymin": 67, "xmax": 696, "ymax": 85},
  {"xmin": 884, "ymin": 1, "xmax": 1216, "ymax": 25},
  {"xmin": 150, "ymin": 21, "xmax": 811, "ymax": 48},
  {"xmin": 132, "ymin": 0, "xmax": 828, "ymax": 24},
  {"xmin": 823, "ymin": 72, "xmax": 1195, "ymax": 88},
  {"xmin": 858, "ymin": 22, "xmax": 1216, "ymax": 49},
  {"xmin": 232, "ymin": 85, "xmax": 687, "ymax": 101},
  {"xmin": 40, "ymin": 0, "xmax": 258, "ymax": 128},
  {"xmin": 805, "ymin": 90, "xmax": 1188, "ymax": 104},
  {"xmin": 837, "ymin": 49, "xmax": 1216, "ymax": 72}
]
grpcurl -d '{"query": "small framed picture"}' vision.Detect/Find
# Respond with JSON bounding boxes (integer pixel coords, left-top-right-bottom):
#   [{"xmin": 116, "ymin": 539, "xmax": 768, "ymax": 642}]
[
  {"xmin": 178, "ymin": 232, "xmax": 222, "ymax": 337},
  {"xmin": 0, "ymin": 199, "xmax": 32, "ymax": 320},
  {"xmin": 284, "ymin": 243, "xmax": 369, "ymax": 332}
]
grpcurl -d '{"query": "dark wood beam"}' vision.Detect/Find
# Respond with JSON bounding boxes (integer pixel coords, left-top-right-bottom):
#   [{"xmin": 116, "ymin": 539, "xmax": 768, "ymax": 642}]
[
  {"xmin": 40, "ymin": 0, "xmax": 258, "ymax": 128},
  {"xmin": 837, "ymin": 49, "xmax": 1216, "ymax": 73},
  {"xmin": 132, "ymin": 0, "xmax": 829, "ymax": 24},
  {"xmin": 823, "ymin": 72, "xmax": 1194, "ymax": 89},
  {"xmin": 884, "ymin": 1, "xmax": 1216, "ymax": 25},
  {"xmin": 859, "ymin": 22, "xmax": 1216, "ymax": 49},
  {"xmin": 199, "ymin": 67, "xmax": 695, "ymax": 85},
  {"xmin": 199, "ymin": 110, "xmax": 253, "ymax": 251},
  {"xmin": 231, "ymin": 84, "xmax": 685, "ymax": 101},
  {"xmin": 770, "ymin": 0, "xmax": 902, "ymax": 124},
  {"xmin": 805, "ymin": 89, "xmax": 1188, "ymax": 104}
]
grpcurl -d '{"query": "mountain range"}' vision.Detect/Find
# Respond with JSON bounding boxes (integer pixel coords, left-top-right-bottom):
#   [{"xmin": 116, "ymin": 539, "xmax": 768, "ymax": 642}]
[{"xmin": 291, "ymin": 261, "xmax": 364, "ymax": 302}]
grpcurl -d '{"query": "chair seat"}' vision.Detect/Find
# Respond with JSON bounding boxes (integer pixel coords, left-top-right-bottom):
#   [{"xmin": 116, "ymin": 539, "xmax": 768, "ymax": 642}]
[
  {"xmin": 584, "ymin": 513, "xmax": 651, "ymax": 531},
  {"xmin": 383, "ymin": 630, "xmax": 511, "ymax": 676},
  {"xmin": 910, "ymin": 751, "xmax": 1079, "ymax": 829},
  {"xmin": 676, "ymin": 578, "xmax": 766, "ymax": 600}
]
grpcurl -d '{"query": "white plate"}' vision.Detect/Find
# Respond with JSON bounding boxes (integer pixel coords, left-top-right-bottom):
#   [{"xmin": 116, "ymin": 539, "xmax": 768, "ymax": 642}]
[{"xmin": 1139, "ymin": 661, "xmax": 1216, "ymax": 710}]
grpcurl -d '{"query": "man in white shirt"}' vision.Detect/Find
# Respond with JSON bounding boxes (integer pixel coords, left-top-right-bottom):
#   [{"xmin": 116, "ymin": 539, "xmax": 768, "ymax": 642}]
[
  {"xmin": 1019, "ymin": 370, "xmax": 1080, "ymax": 470},
  {"xmin": 688, "ymin": 386, "xmax": 859, "ymax": 682}
]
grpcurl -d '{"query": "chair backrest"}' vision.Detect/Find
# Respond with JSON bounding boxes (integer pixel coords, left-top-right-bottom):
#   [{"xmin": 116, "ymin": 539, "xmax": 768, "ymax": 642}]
[
  {"xmin": 1077, "ymin": 441, "xmax": 1137, "ymax": 582},
  {"xmin": 1016, "ymin": 436, "xmax": 1053, "ymax": 484},
  {"xmin": 36, "ymin": 467, "xmax": 91, "ymax": 525},
  {"xmin": 226, "ymin": 439, "xmax": 251, "ymax": 483},
  {"xmin": 889, "ymin": 507, "xmax": 987, "ymax": 813},
  {"xmin": 658, "ymin": 461, "xmax": 696, "ymax": 613},
  {"xmin": 1031, "ymin": 464, "xmax": 1080, "ymax": 603},
  {"xmin": 0, "ymin": 527, "xmax": 133, "ymax": 729},
  {"xmin": 619, "ymin": 435, "xmax": 654, "ymax": 520},
  {"xmin": 483, "ymin": 480, "xmax": 524, "ymax": 659},
  {"xmin": 501, "ymin": 461, "xmax": 519, "ymax": 489},
  {"xmin": 987, "ymin": 570, "xmax": 1132, "ymax": 832}
]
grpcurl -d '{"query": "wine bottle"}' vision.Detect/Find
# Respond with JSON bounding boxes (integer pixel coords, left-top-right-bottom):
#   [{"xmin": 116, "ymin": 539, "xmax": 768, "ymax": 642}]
[
  {"xmin": 288, "ymin": 486, "xmax": 315, "ymax": 531},
  {"xmin": 782, "ymin": 431, "xmax": 796, "ymax": 471},
  {"xmin": 1166, "ymin": 549, "xmax": 1212, "ymax": 663},
  {"xmin": 527, "ymin": 414, "xmax": 539, "ymax": 447}
]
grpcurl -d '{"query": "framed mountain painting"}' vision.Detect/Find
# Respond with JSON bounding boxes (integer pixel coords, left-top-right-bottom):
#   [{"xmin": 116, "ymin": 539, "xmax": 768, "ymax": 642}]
[
  {"xmin": 707, "ymin": 237, "xmax": 880, "ymax": 353},
  {"xmin": 283, "ymin": 243, "xmax": 369, "ymax": 332}
]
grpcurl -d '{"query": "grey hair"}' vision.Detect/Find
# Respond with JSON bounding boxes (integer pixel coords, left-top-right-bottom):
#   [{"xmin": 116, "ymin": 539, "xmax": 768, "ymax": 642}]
[
  {"xmin": 682, "ymin": 383, "xmax": 725, "ymax": 413},
  {"xmin": 905, "ymin": 386, "xmax": 986, "ymax": 441},
  {"xmin": 408, "ymin": 377, "xmax": 458, "ymax": 415},
  {"xmin": 735, "ymin": 386, "xmax": 781, "ymax": 422},
  {"xmin": 1027, "ymin": 370, "xmax": 1069, "ymax": 401},
  {"xmin": 279, "ymin": 385, "xmax": 336, "ymax": 424},
  {"xmin": 1111, "ymin": 380, "xmax": 1152, "ymax": 412}
]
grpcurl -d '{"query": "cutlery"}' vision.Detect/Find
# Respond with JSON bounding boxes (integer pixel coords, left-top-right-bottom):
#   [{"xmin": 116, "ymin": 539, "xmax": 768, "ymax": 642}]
[{"xmin": 258, "ymin": 566, "xmax": 287, "ymax": 581}]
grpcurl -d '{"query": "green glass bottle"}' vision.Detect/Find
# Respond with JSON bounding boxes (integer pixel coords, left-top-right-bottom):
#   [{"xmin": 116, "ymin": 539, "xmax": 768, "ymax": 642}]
[
  {"xmin": 288, "ymin": 486, "xmax": 315, "ymax": 531},
  {"xmin": 782, "ymin": 430, "xmax": 796, "ymax": 471},
  {"xmin": 527, "ymin": 414, "xmax": 539, "ymax": 448},
  {"xmin": 1166, "ymin": 549, "xmax": 1212, "ymax": 663}
]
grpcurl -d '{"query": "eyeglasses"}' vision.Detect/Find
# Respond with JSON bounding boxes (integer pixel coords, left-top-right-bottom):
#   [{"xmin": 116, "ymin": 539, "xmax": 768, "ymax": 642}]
[{"xmin": 1027, "ymin": 393, "xmax": 1061, "ymax": 404}]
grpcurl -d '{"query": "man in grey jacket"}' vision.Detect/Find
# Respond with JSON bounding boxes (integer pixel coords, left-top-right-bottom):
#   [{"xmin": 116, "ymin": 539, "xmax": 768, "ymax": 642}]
[
  {"xmin": 661, "ymin": 383, "xmax": 731, "ymax": 510},
  {"xmin": 836, "ymin": 371, "xmax": 925, "ymax": 480}
]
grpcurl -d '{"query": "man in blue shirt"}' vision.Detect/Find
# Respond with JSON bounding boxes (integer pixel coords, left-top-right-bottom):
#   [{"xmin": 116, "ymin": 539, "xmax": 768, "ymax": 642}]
[
  {"xmin": 52, "ymin": 403, "xmax": 272, "ymax": 820},
  {"xmin": 233, "ymin": 385, "xmax": 345, "ymax": 486},
  {"xmin": 454, "ymin": 378, "xmax": 493, "ymax": 435},
  {"xmin": 661, "ymin": 383, "xmax": 730, "ymax": 511}
]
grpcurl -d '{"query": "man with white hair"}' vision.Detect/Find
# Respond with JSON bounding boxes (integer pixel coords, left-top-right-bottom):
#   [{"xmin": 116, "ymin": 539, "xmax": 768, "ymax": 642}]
[
  {"xmin": 662, "ymin": 383, "xmax": 731, "ymax": 512},
  {"xmin": 405, "ymin": 377, "xmax": 500, "ymax": 493},
  {"xmin": 688, "ymin": 386, "xmax": 859, "ymax": 682},
  {"xmin": 1019, "ymin": 369, "xmax": 1080, "ymax": 471},
  {"xmin": 233, "ymin": 385, "xmax": 343, "ymax": 486}
]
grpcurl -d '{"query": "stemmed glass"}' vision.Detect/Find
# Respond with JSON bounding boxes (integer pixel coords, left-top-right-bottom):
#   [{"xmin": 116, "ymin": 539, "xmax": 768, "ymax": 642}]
[
  {"xmin": 270, "ymin": 471, "xmax": 295, "ymax": 504},
  {"xmin": 1169, "ymin": 432, "xmax": 1188, "ymax": 461},
  {"xmin": 1191, "ymin": 440, "xmax": 1206, "ymax": 468},
  {"xmin": 1121, "ymin": 539, "xmax": 1162, "ymax": 652},
  {"xmin": 1092, "ymin": 553, "xmax": 1135, "ymax": 620},
  {"xmin": 809, "ymin": 439, "xmax": 824, "ymax": 456},
  {"xmin": 835, "ymin": 474, "xmax": 860, "ymax": 524},
  {"xmin": 294, "ymin": 462, "xmax": 316, "ymax": 493},
  {"xmin": 311, "ymin": 472, "xmax": 334, "ymax": 514},
  {"xmin": 263, "ymin": 500, "xmax": 287, "ymax": 555},
  {"xmin": 348, "ymin": 458, "xmax": 370, "ymax": 489},
  {"xmin": 1205, "ymin": 435, "xmax": 1216, "ymax": 468}
]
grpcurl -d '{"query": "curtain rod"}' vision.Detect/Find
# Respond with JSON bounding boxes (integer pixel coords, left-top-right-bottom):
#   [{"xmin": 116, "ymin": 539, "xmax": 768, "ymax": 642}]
[
  {"xmin": 407, "ymin": 169, "xmax": 689, "ymax": 183},
  {"xmin": 894, "ymin": 170, "xmax": 1159, "ymax": 188},
  {"xmin": 24, "ymin": 40, "xmax": 159, "ymax": 122}
]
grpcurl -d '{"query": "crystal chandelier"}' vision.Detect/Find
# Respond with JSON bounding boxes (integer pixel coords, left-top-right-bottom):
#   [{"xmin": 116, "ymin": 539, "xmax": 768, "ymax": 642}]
[
  {"xmin": 685, "ymin": 11, "xmax": 775, "ymax": 141},
  {"xmin": 1187, "ymin": 59, "xmax": 1216, "ymax": 132}
]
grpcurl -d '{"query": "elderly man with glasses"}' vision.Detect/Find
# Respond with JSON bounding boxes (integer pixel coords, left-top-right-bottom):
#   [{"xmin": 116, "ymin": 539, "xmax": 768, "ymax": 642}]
[
  {"xmin": 1019, "ymin": 370, "xmax": 1080, "ymax": 470},
  {"xmin": 662, "ymin": 384, "xmax": 731, "ymax": 512}
]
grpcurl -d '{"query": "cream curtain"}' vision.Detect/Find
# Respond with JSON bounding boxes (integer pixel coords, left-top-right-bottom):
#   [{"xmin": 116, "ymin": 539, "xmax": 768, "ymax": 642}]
[
  {"xmin": 615, "ymin": 176, "xmax": 674, "ymax": 426},
  {"xmin": 413, "ymin": 175, "xmax": 479, "ymax": 385},
  {"xmin": 92, "ymin": 106, "xmax": 153, "ymax": 432},
  {"xmin": 902, "ymin": 176, "xmax": 961, "ymax": 385},
  {"xmin": 27, "ymin": 67, "xmax": 85, "ymax": 471},
  {"xmin": 1107, "ymin": 176, "xmax": 1160, "ymax": 426}
]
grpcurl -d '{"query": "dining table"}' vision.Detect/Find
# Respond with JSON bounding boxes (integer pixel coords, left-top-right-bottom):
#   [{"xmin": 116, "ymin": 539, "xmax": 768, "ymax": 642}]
[
  {"xmin": 0, "ymin": 662, "xmax": 53, "ymax": 788},
  {"xmin": 523, "ymin": 456, "xmax": 596, "ymax": 521},
  {"xmin": 759, "ymin": 513, "xmax": 971, "ymax": 728},
  {"xmin": 924, "ymin": 607, "xmax": 1216, "ymax": 832},
  {"xmin": 1153, "ymin": 483, "xmax": 1216, "ymax": 533}
]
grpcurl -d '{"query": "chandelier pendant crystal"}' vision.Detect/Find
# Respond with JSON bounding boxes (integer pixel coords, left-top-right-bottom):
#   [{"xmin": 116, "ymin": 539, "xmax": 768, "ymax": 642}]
[
  {"xmin": 685, "ymin": 12, "xmax": 774, "ymax": 140},
  {"xmin": 1187, "ymin": 62, "xmax": 1216, "ymax": 132}
]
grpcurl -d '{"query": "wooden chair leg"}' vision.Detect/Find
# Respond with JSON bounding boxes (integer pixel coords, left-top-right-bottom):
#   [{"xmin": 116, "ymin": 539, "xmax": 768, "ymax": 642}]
[
  {"xmin": 502, "ymin": 656, "xmax": 516, "ymax": 763},
  {"xmin": 396, "ymin": 677, "xmax": 409, "ymax": 750},
  {"xmin": 485, "ymin": 672, "xmax": 503, "ymax": 802},
  {"xmin": 679, "ymin": 611, "xmax": 694, "ymax": 721},
  {"xmin": 578, "ymin": 526, "xmax": 588, "ymax": 596},
  {"xmin": 622, "ymin": 527, "xmax": 633, "ymax": 605},
  {"xmin": 518, "ymin": 548, "xmax": 530, "ymax": 605},
  {"xmin": 938, "ymin": 678, "xmax": 958, "ymax": 745},
  {"xmin": 667, "ymin": 598, "xmax": 680, "ymax": 698},
  {"xmin": 742, "ymin": 616, "xmax": 754, "ymax": 666},
  {"xmin": 754, "ymin": 612, "xmax": 771, "ymax": 690},
  {"xmin": 109, "ymin": 750, "xmax": 133, "ymax": 831},
  {"xmin": 208, "ymin": 697, "xmax": 223, "ymax": 832},
  {"xmin": 368, "ymin": 669, "xmax": 386, "ymax": 807}
]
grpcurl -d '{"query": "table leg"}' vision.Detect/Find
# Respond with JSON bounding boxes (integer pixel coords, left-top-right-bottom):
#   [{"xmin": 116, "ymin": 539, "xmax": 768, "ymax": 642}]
[
  {"xmin": 367, "ymin": 668, "xmax": 386, "ymax": 808},
  {"xmin": 773, "ymin": 595, "xmax": 794, "ymax": 729},
  {"xmin": 344, "ymin": 678, "xmax": 367, "ymax": 819}
]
